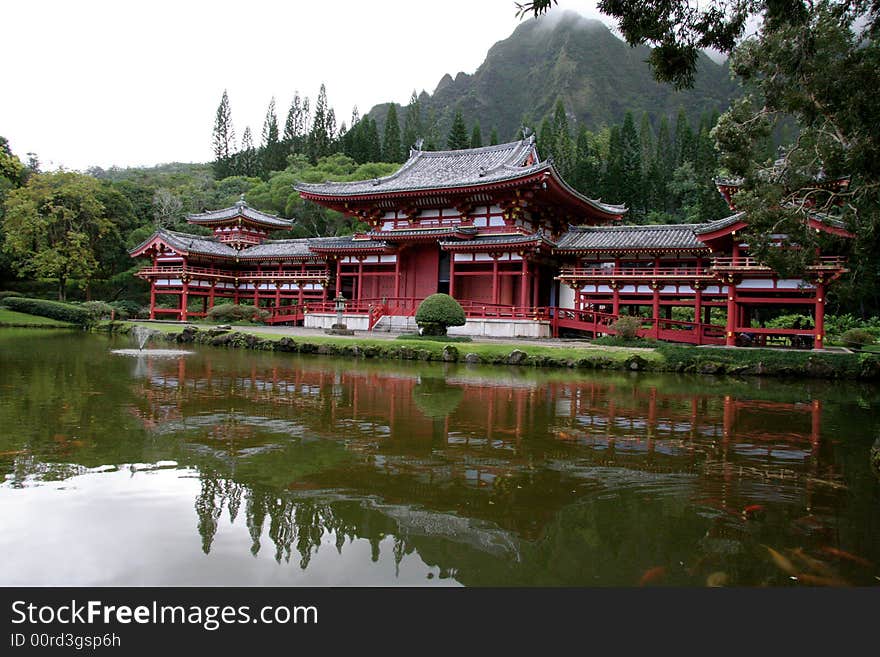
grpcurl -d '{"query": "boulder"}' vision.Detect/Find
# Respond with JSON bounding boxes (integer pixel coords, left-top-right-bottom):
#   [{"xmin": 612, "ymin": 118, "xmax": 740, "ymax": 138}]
[{"xmin": 507, "ymin": 349, "xmax": 528, "ymax": 365}]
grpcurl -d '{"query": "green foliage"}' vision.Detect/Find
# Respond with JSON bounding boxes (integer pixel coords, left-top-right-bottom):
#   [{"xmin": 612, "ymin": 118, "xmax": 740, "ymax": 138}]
[
  {"xmin": 764, "ymin": 314, "xmax": 814, "ymax": 330},
  {"xmin": 415, "ymin": 294, "xmax": 466, "ymax": 336},
  {"xmin": 0, "ymin": 290, "xmax": 23, "ymax": 300},
  {"xmin": 1, "ymin": 296, "xmax": 92, "ymax": 326},
  {"xmin": 212, "ymin": 90, "xmax": 236, "ymax": 179},
  {"xmin": 381, "ymin": 104, "xmax": 402, "ymax": 163},
  {"xmin": 206, "ymin": 303, "xmax": 269, "ymax": 323},
  {"xmin": 80, "ymin": 300, "xmax": 117, "ymax": 320},
  {"xmin": 2, "ymin": 172, "xmax": 118, "ymax": 300},
  {"xmin": 610, "ymin": 315, "xmax": 643, "ymax": 340},
  {"xmin": 446, "ymin": 110, "xmax": 469, "ymax": 150},
  {"xmin": 840, "ymin": 329, "xmax": 876, "ymax": 348}
]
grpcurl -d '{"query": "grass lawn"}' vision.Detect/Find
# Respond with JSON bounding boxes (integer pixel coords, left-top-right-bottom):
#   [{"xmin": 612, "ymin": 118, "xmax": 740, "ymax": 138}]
[
  {"xmin": 119, "ymin": 320, "xmax": 663, "ymax": 365},
  {"xmin": 0, "ymin": 308, "xmax": 76, "ymax": 327}
]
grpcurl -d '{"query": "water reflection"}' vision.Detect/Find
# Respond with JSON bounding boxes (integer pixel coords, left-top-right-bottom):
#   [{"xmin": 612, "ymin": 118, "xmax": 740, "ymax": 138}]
[{"xmin": 0, "ymin": 332, "xmax": 878, "ymax": 586}]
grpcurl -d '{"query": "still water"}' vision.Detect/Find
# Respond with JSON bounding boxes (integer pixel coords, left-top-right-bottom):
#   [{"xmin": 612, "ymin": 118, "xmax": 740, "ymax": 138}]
[{"xmin": 1, "ymin": 330, "xmax": 878, "ymax": 586}]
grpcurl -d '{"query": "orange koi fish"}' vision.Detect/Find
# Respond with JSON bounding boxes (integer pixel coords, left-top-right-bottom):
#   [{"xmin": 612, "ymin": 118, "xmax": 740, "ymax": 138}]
[
  {"xmin": 639, "ymin": 566, "xmax": 667, "ymax": 586},
  {"xmin": 819, "ymin": 546, "xmax": 874, "ymax": 569}
]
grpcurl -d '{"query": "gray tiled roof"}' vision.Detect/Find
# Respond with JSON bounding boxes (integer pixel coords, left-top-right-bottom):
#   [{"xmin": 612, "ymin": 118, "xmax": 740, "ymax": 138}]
[
  {"xmin": 187, "ymin": 199, "xmax": 292, "ymax": 228},
  {"xmin": 556, "ymin": 224, "xmax": 709, "ymax": 252},
  {"xmin": 296, "ymin": 138, "xmax": 540, "ymax": 196},
  {"xmin": 237, "ymin": 239, "xmax": 319, "ymax": 260},
  {"xmin": 307, "ymin": 236, "xmax": 392, "ymax": 251},
  {"xmin": 692, "ymin": 213, "xmax": 746, "ymax": 235},
  {"xmin": 148, "ymin": 229, "xmax": 238, "ymax": 257},
  {"xmin": 294, "ymin": 138, "xmax": 625, "ymax": 217},
  {"xmin": 439, "ymin": 233, "xmax": 556, "ymax": 248}
]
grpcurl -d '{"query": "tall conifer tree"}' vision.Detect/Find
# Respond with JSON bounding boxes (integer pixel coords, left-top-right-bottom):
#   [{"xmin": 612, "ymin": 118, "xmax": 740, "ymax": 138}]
[
  {"xmin": 212, "ymin": 90, "xmax": 236, "ymax": 179},
  {"xmin": 382, "ymin": 105, "xmax": 402, "ymax": 162},
  {"xmin": 470, "ymin": 122, "xmax": 483, "ymax": 149},
  {"xmin": 446, "ymin": 110, "xmax": 469, "ymax": 150}
]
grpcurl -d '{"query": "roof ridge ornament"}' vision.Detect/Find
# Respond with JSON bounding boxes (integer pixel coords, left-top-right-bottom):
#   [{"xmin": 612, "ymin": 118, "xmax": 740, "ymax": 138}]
[{"xmin": 236, "ymin": 193, "xmax": 246, "ymax": 207}]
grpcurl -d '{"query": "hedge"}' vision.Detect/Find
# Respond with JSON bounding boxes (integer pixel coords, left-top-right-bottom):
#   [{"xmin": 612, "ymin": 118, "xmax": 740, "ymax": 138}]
[{"xmin": 0, "ymin": 297, "xmax": 92, "ymax": 326}]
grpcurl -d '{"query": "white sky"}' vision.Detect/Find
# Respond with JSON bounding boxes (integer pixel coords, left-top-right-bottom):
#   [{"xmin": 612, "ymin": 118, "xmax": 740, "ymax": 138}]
[{"xmin": 1, "ymin": 0, "xmax": 610, "ymax": 171}]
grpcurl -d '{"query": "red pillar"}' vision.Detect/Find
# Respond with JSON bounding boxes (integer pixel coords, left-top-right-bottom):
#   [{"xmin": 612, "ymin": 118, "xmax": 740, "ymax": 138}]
[
  {"xmin": 149, "ymin": 281, "xmax": 156, "ymax": 320},
  {"xmin": 725, "ymin": 279, "xmax": 737, "ymax": 346},
  {"xmin": 694, "ymin": 285, "xmax": 703, "ymax": 345},
  {"xmin": 180, "ymin": 281, "xmax": 189, "ymax": 322},
  {"xmin": 611, "ymin": 283, "xmax": 620, "ymax": 317},
  {"xmin": 449, "ymin": 253, "xmax": 456, "ymax": 299},
  {"xmin": 208, "ymin": 282, "xmax": 215, "ymax": 310},
  {"xmin": 532, "ymin": 265, "xmax": 540, "ymax": 309},
  {"xmin": 814, "ymin": 282, "xmax": 826, "ymax": 349},
  {"xmin": 356, "ymin": 258, "xmax": 364, "ymax": 301},
  {"xmin": 275, "ymin": 283, "xmax": 281, "ymax": 309},
  {"xmin": 393, "ymin": 254, "xmax": 401, "ymax": 299},
  {"xmin": 492, "ymin": 256, "xmax": 499, "ymax": 305},
  {"xmin": 519, "ymin": 257, "xmax": 528, "ymax": 308},
  {"xmin": 651, "ymin": 284, "xmax": 660, "ymax": 339},
  {"xmin": 336, "ymin": 258, "xmax": 343, "ymax": 298}
]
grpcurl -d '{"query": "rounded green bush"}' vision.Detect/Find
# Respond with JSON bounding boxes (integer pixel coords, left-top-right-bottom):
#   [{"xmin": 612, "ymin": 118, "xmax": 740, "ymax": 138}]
[
  {"xmin": 610, "ymin": 315, "xmax": 643, "ymax": 341},
  {"xmin": 206, "ymin": 303, "xmax": 269, "ymax": 323},
  {"xmin": 415, "ymin": 294, "xmax": 466, "ymax": 336},
  {"xmin": 841, "ymin": 328, "xmax": 875, "ymax": 348}
]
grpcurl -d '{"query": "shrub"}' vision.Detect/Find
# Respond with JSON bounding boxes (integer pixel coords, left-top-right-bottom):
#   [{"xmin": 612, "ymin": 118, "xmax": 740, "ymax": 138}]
[
  {"xmin": 80, "ymin": 301, "xmax": 117, "ymax": 321},
  {"xmin": 841, "ymin": 328, "xmax": 875, "ymax": 348},
  {"xmin": 206, "ymin": 303, "xmax": 269, "ymax": 323},
  {"xmin": 415, "ymin": 294, "xmax": 466, "ymax": 336},
  {"xmin": 0, "ymin": 291, "xmax": 23, "ymax": 300},
  {"xmin": 0, "ymin": 297, "xmax": 92, "ymax": 326},
  {"xmin": 109, "ymin": 300, "xmax": 142, "ymax": 319},
  {"xmin": 610, "ymin": 315, "xmax": 643, "ymax": 341}
]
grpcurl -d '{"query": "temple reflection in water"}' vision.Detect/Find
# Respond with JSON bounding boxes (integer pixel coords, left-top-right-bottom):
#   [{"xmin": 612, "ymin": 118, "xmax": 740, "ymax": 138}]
[{"xmin": 121, "ymin": 352, "xmax": 852, "ymax": 584}]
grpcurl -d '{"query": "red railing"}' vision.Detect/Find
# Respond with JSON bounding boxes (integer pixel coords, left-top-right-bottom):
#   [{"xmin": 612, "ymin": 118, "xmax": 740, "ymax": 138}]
[
  {"xmin": 558, "ymin": 266, "xmax": 713, "ymax": 279},
  {"xmin": 710, "ymin": 255, "xmax": 846, "ymax": 270},
  {"xmin": 137, "ymin": 265, "xmax": 328, "ymax": 281}
]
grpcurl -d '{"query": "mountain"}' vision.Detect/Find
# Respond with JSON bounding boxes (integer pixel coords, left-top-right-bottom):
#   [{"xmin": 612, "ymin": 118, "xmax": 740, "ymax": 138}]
[{"xmin": 367, "ymin": 10, "xmax": 737, "ymax": 144}]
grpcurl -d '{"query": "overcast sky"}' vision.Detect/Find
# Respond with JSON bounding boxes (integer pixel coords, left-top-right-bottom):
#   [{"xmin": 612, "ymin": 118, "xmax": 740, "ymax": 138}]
[{"xmin": 2, "ymin": 0, "xmax": 612, "ymax": 171}]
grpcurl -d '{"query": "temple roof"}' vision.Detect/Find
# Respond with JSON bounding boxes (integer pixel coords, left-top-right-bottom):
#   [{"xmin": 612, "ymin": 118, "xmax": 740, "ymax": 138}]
[
  {"xmin": 556, "ymin": 223, "xmax": 709, "ymax": 252},
  {"xmin": 187, "ymin": 197, "xmax": 292, "ymax": 229},
  {"xmin": 130, "ymin": 229, "xmax": 325, "ymax": 260},
  {"xmin": 439, "ymin": 232, "xmax": 556, "ymax": 250},
  {"xmin": 306, "ymin": 235, "xmax": 393, "ymax": 253},
  {"xmin": 296, "ymin": 138, "xmax": 542, "ymax": 196},
  {"xmin": 294, "ymin": 137, "xmax": 626, "ymax": 219}
]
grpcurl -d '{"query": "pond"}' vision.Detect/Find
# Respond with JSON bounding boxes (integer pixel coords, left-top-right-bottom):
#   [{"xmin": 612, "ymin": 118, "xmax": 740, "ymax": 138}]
[{"xmin": 1, "ymin": 329, "xmax": 878, "ymax": 586}]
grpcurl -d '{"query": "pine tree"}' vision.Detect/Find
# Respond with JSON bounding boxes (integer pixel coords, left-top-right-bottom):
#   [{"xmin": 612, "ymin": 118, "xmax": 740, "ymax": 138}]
[
  {"xmin": 364, "ymin": 117, "xmax": 381, "ymax": 162},
  {"xmin": 674, "ymin": 109, "xmax": 695, "ymax": 167},
  {"xmin": 551, "ymin": 100, "xmax": 574, "ymax": 180},
  {"xmin": 620, "ymin": 112, "xmax": 643, "ymax": 220},
  {"xmin": 489, "ymin": 127, "xmax": 499, "ymax": 146},
  {"xmin": 470, "ymin": 122, "xmax": 483, "ymax": 149},
  {"xmin": 604, "ymin": 125, "xmax": 624, "ymax": 205},
  {"xmin": 382, "ymin": 104, "xmax": 402, "ymax": 162},
  {"xmin": 237, "ymin": 126, "xmax": 258, "ymax": 177},
  {"xmin": 307, "ymin": 84, "xmax": 331, "ymax": 163},
  {"xmin": 654, "ymin": 116, "xmax": 675, "ymax": 213},
  {"xmin": 212, "ymin": 90, "xmax": 236, "ymax": 179},
  {"xmin": 402, "ymin": 91, "xmax": 422, "ymax": 151},
  {"xmin": 424, "ymin": 108, "xmax": 440, "ymax": 151},
  {"xmin": 639, "ymin": 112, "xmax": 655, "ymax": 213},
  {"xmin": 539, "ymin": 117, "xmax": 555, "ymax": 159},
  {"xmin": 260, "ymin": 97, "xmax": 284, "ymax": 176},
  {"xmin": 572, "ymin": 127, "xmax": 602, "ymax": 195},
  {"xmin": 446, "ymin": 110, "xmax": 469, "ymax": 150},
  {"xmin": 283, "ymin": 92, "xmax": 308, "ymax": 155}
]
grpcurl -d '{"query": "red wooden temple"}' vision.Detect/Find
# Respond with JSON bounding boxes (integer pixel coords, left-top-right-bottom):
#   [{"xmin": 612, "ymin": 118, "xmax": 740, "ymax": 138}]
[{"xmin": 131, "ymin": 137, "xmax": 852, "ymax": 347}]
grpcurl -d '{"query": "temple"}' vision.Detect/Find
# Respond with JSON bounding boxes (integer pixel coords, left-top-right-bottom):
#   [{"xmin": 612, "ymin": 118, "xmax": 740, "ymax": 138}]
[{"xmin": 130, "ymin": 136, "xmax": 852, "ymax": 348}]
